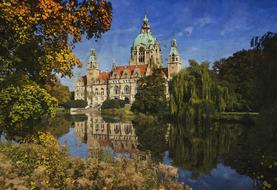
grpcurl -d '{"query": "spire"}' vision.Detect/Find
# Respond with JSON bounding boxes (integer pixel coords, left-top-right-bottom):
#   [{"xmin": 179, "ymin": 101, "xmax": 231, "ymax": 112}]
[
  {"xmin": 171, "ymin": 38, "xmax": 177, "ymax": 48},
  {"xmin": 112, "ymin": 59, "xmax": 116, "ymax": 68},
  {"xmin": 140, "ymin": 15, "xmax": 151, "ymax": 34},
  {"xmin": 169, "ymin": 39, "xmax": 179, "ymax": 56}
]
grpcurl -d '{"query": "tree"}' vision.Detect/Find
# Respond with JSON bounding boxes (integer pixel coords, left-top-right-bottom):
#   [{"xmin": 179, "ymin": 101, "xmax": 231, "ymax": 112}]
[
  {"xmin": 131, "ymin": 70, "xmax": 168, "ymax": 114},
  {"xmin": 0, "ymin": 0, "xmax": 112, "ymax": 85},
  {"xmin": 170, "ymin": 60, "xmax": 228, "ymax": 121},
  {"xmin": 45, "ymin": 80, "xmax": 70, "ymax": 105},
  {"xmin": 62, "ymin": 100, "xmax": 88, "ymax": 109},
  {"xmin": 0, "ymin": 0, "xmax": 112, "ymax": 128},
  {"xmin": 101, "ymin": 99, "xmax": 125, "ymax": 110},
  {"xmin": 0, "ymin": 83, "xmax": 58, "ymax": 128},
  {"xmin": 253, "ymin": 32, "xmax": 277, "ymax": 116},
  {"xmin": 212, "ymin": 50, "xmax": 259, "ymax": 111}
]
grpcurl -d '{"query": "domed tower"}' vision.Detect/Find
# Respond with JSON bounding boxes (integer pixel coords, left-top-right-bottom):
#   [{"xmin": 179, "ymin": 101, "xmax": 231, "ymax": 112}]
[
  {"xmin": 87, "ymin": 49, "xmax": 100, "ymax": 83},
  {"xmin": 168, "ymin": 39, "xmax": 182, "ymax": 79},
  {"xmin": 129, "ymin": 15, "xmax": 162, "ymax": 68}
]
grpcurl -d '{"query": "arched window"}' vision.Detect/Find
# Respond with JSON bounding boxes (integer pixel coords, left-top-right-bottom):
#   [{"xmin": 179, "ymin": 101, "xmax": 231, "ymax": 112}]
[
  {"xmin": 124, "ymin": 85, "xmax": 130, "ymax": 94},
  {"xmin": 95, "ymin": 88, "xmax": 99, "ymax": 95},
  {"xmin": 138, "ymin": 47, "xmax": 145, "ymax": 63},
  {"xmin": 115, "ymin": 85, "xmax": 120, "ymax": 94},
  {"xmin": 114, "ymin": 124, "xmax": 120, "ymax": 134},
  {"xmin": 101, "ymin": 88, "xmax": 104, "ymax": 95}
]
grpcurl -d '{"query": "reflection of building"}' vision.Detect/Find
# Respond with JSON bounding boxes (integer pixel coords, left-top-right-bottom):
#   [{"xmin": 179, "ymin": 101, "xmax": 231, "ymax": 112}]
[
  {"xmin": 74, "ymin": 15, "xmax": 182, "ymax": 107},
  {"xmin": 74, "ymin": 114, "xmax": 138, "ymax": 155},
  {"xmin": 74, "ymin": 120, "xmax": 87, "ymax": 144}
]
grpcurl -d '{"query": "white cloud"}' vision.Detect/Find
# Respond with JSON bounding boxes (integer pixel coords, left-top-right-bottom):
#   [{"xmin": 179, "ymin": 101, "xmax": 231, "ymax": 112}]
[
  {"xmin": 196, "ymin": 17, "xmax": 213, "ymax": 28},
  {"xmin": 177, "ymin": 26, "xmax": 194, "ymax": 37},
  {"xmin": 184, "ymin": 26, "xmax": 193, "ymax": 36}
]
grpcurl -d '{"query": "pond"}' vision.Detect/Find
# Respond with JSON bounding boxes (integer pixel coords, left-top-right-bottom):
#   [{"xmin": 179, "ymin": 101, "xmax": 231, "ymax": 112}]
[{"xmin": 3, "ymin": 112, "xmax": 275, "ymax": 190}]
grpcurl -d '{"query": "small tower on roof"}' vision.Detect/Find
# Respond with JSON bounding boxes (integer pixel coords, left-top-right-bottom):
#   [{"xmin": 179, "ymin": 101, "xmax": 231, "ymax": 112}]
[
  {"xmin": 168, "ymin": 39, "xmax": 182, "ymax": 79},
  {"xmin": 87, "ymin": 49, "xmax": 100, "ymax": 83},
  {"xmin": 141, "ymin": 15, "xmax": 151, "ymax": 34}
]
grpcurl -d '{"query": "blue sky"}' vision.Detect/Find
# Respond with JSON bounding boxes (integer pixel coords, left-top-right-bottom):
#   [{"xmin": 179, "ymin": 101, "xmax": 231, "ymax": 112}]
[{"xmin": 61, "ymin": 0, "xmax": 277, "ymax": 90}]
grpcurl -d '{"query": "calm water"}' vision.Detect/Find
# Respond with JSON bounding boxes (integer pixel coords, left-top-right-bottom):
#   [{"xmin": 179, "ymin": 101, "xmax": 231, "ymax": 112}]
[{"xmin": 14, "ymin": 112, "xmax": 275, "ymax": 190}]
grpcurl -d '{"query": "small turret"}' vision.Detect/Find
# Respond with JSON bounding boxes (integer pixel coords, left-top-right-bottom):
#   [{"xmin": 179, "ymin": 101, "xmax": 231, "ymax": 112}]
[
  {"xmin": 87, "ymin": 49, "xmax": 100, "ymax": 82},
  {"xmin": 87, "ymin": 49, "xmax": 98, "ymax": 69},
  {"xmin": 168, "ymin": 39, "xmax": 181, "ymax": 79},
  {"xmin": 141, "ymin": 15, "xmax": 151, "ymax": 34}
]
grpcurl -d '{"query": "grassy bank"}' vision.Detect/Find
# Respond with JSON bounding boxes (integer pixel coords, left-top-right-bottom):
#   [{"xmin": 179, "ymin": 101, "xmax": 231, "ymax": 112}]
[
  {"xmin": 0, "ymin": 133, "xmax": 187, "ymax": 190},
  {"xmin": 101, "ymin": 105, "xmax": 135, "ymax": 121}
]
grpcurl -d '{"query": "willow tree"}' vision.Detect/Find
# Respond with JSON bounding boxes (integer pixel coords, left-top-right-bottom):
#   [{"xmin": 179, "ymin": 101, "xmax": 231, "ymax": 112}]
[{"xmin": 170, "ymin": 60, "xmax": 228, "ymax": 121}]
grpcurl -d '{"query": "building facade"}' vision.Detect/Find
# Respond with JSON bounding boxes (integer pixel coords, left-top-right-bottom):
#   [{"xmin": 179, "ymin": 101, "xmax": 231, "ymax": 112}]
[{"xmin": 74, "ymin": 16, "xmax": 182, "ymax": 107}]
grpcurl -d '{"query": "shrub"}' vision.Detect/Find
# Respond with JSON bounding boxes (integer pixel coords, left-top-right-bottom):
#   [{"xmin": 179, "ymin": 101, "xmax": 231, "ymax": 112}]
[
  {"xmin": 62, "ymin": 100, "xmax": 88, "ymax": 109},
  {"xmin": 101, "ymin": 99, "xmax": 125, "ymax": 110},
  {"xmin": 0, "ymin": 83, "xmax": 58, "ymax": 128},
  {"xmin": 0, "ymin": 132, "xmax": 185, "ymax": 190}
]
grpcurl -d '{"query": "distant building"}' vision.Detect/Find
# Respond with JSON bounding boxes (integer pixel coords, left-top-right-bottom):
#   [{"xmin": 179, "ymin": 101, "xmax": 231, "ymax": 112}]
[{"xmin": 74, "ymin": 15, "xmax": 182, "ymax": 107}]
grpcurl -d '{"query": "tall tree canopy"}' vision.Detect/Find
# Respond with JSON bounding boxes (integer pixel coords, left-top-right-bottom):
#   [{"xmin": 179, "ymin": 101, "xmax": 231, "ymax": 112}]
[
  {"xmin": 212, "ymin": 50, "xmax": 259, "ymax": 111},
  {"xmin": 0, "ymin": 0, "xmax": 112, "ymax": 128},
  {"xmin": 131, "ymin": 70, "xmax": 168, "ymax": 115},
  {"xmin": 170, "ymin": 60, "xmax": 228, "ymax": 121},
  {"xmin": 253, "ymin": 32, "xmax": 277, "ymax": 115},
  {"xmin": 0, "ymin": 0, "xmax": 112, "ymax": 85}
]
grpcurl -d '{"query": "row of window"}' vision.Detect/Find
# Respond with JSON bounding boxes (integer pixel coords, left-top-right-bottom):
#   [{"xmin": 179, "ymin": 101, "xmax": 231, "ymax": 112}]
[
  {"xmin": 114, "ymin": 85, "xmax": 130, "ymax": 94},
  {"xmin": 112, "ymin": 72, "xmax": 140, "ymax": 79}
]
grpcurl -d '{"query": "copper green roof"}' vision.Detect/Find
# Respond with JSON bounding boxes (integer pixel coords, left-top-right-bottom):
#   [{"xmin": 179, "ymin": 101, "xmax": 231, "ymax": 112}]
[
  {"xmin": 169, "ymin": 39, "xmax": 179, "ymax": 56},
  {"xmin": 133, "ymin": 33, "xmax": 156, "ymax": 48},
  {"xmin": 170, "ymin": 46, "xmax": 179, "ymax": 55}
]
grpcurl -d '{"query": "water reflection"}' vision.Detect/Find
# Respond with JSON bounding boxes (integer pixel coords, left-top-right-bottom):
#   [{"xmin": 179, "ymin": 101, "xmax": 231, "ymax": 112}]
[
  {"xmin": 55, "ymin": 113, "xmax": 275, "ymax": 190},
  {"xmin": 68, "ymin": 113, "xmax": 138, "ymax": 157},
  {"xmin": 168, "ymin": 122, "xmax": 243, "ymax": 178}
]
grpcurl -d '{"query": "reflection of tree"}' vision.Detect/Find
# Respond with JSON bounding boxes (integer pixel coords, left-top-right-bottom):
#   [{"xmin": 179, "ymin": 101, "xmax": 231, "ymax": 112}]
[
  {"xmin": 225, "ymin": 116, "xmax": 277, "ymax": 189},
  {"xmin": 133, "ymin": 122, "xmax": 168, "ymax": 162},
  {"xmin": 169, "ymin": 121, "xmax": 242, "ymax": 179},
  {"xmin": 2, "ymin": 114, "xmax": 73, "ymax": 141}
]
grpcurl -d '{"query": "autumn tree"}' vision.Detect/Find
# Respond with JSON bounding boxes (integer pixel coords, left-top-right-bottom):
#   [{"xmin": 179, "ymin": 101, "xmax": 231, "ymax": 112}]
[
  {"xmin": 0, "ymin": 0, "xmax": 112, "ymax": 128},
  {"xmin": 45, "ymin": 80, "xmax": 71, "ymax": 105}
]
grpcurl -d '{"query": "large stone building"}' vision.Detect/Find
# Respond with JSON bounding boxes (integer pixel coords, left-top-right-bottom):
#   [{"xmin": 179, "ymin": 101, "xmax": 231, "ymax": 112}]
[{"xmin": 74, "ymin": 16, "xmax": 182, "ymax": 107}]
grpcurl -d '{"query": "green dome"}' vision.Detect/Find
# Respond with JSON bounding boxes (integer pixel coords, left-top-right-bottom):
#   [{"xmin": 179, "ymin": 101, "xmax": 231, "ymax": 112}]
[{"xmin": 133, "ymin": 33, "xmax": 156, "ymax": 48}]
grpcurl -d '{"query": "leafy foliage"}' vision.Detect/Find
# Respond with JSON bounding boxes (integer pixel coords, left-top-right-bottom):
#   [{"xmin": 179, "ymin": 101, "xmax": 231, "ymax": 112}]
[
  {"xmin": 170, "ymin": 60, "xmax": 228, "ymax": 121},
  {"xmin": 0, "ymin": 83, "xmax": 57, "ymax": 128},
  {"xmin": 253, "ymin": 32, "xmax": 277, "ymax": 114},
  {"xmin": 45, "ymin": 80, "xmax": 71, "ymax": 105},
  {"xmin": 131, "ymin": 70, "xmax": 168, "ymax": 114},
  {"xmin": 62, "ymin": 100, "xmax": 88, "ymax": 108},
  {"xmin": 0, "ymin": 0, "xmax": 112, "ymax": 84},
  {"xmin": 213, "ymin": 50, "xmax": 259, "ymax": 111},
  {"xmin": 0, "ymin": 0, "xmax": 112, "ymax": 129},
  {"xmin": 101, "ymin": 99, "xmax": 126, "ymax": 109},
  {"xmin": 0, "ymin": 132, "xmax": 184, "ymax": 190}
]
